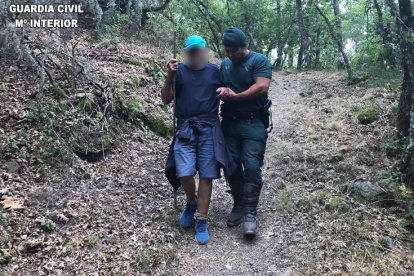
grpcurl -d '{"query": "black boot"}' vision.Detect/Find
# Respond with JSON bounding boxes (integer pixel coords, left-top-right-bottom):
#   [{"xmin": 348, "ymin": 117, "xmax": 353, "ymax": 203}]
[
  {"xmin": 243, "ymin": 182, "xmax": 263, "ymax": 236},
  {"xmin": 227, "ymin": 177, "xmax": 244, "ymax": 227}
]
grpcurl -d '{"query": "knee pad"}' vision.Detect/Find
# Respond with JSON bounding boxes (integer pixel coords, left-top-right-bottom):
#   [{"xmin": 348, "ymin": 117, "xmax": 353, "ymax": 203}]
[{"xmin": 243, "ymin": 158, "xmax": 263, "ymax": 184}]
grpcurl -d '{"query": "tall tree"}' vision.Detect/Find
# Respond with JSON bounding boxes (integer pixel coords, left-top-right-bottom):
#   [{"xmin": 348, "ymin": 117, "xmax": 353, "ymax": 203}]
[
  {"xmin": 314, "ymin": 2, "xmax": 352, "ymax": 79},
  {"xmin": 274, "ymin": 0, "xmax": 284, "ymax": 70},
  {"xmin": 387, "ymin": 0, "xmax": 413, "ymax": 137},
  {"xmin": 296, "ymin": 0, "xmax": 311, "ymax": 69},
  {"xmin": 191, "ymin": 0, "xmax": 223, "ymax": 57},
  {"xmin": 333, "ymin": 0, "xmax": 345, "ymax": 69},
  {"xmin": 239, "ymin": 0, "xmax": 262, "ymax": 53},
  {"xmin": 373, "ymin": 0, "xmax": 394, "ymax": 67},
  {"xmin": 128, "ymin": 0, "xmax": 172, "ymax": 37},
  {"xmin": 315, "ymin": 14, "xmax": 321, "ymax": 69},
  {"xmin": 397, "ymin": 0, "xmax": 414, "ymax": 174}
]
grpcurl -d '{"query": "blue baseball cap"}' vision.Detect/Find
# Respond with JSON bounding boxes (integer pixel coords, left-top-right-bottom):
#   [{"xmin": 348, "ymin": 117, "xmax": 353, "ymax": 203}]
[{"xmin": 185, "ymin": 35, "xmax": 206, "ymax": 51}]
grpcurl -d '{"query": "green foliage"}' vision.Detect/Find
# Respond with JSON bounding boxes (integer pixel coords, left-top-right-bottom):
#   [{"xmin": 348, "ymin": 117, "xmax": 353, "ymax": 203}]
[
  {"xmin": 26, "ymin": 99, "xmax": 71, "ymax": 164},
  {"xmin": 40, "ymin": 221, "xmax": 56, "ymax": 232},
  {"xmin": 147, "ymin": 117, "xmax": 173, "ymax": 138},
  {"xmin": 391, "ymin": 104, "xmax": 399, "ymax": 115},
  {"xmin": 350, "ymin": 213, "xmax": 361, "ymax": 226},
  {"xmin": 405, "ymin": 210, "xmax": 414, "ymax": 220},
  {"xmin": 360, "ymin": 65, "xmax": 403, "ymax": 89},
  {"xmin": 380, "ymin": 138, "xmax": 407, "ymax": 152},
  {"xmin": 351, "ymin": 105, "xmax": 362, "ymax": 112},
  {"xmin": 136, "ymin": 248, "xmax": 162, "ymax": 273},
  {"xmin": 79, "ymin": 98, "xmax": 92, "ymax": 112},
  {"xmin": 99, "ymin": 11, "xmax": 130, "ymax": 44},
  {"xmin": 118, "ymin": 94, "xmax": 146, "ymax": 121}
]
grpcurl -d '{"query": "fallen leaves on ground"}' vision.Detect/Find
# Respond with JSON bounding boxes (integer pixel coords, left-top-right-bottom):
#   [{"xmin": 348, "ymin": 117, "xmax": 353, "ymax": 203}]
[{"xmin": 0, "ymin": 195, "xmax": 23, "ymax": 210}]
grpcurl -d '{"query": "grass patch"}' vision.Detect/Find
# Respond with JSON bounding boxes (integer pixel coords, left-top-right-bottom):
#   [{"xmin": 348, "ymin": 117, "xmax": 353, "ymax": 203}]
[
  {"xmin": 275, "ymin": 188, "xmax": 295, "ymax": 213},
  {"xmin": 362, "ymin": 66, "xmax": 403, "ymax": 89}
]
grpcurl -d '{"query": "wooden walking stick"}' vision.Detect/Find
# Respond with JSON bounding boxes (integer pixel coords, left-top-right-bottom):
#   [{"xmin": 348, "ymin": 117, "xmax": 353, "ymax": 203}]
[{"xmin": 172, "ymin": 30, "xmax": 178, "ymax": 209}]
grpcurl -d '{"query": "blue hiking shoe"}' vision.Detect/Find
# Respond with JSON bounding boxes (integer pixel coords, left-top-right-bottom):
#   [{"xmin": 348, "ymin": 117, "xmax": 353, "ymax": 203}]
[
  {"xmin": 195, "ymin": 220, "xmax": 209, "ymax": 245},
  {"xmin": 180, "ymin": 201, "xmax": 197, "ymax": 228}
]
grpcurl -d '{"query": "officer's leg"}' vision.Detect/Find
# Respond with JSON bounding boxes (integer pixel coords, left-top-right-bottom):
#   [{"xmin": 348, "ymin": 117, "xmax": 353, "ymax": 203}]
[
  {"xmin": 240, "ymin": 121, "xmax": 267, "ymax": 236},
  {"xmin": 223, "ymin": 131, "xmax": 244, "ymax": 227}
]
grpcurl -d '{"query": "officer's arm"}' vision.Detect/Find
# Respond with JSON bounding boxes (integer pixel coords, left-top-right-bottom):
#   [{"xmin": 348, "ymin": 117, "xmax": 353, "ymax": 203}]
[{"xmin": 232, "ymin": 77, "xmax": 271, "ymax": 101}]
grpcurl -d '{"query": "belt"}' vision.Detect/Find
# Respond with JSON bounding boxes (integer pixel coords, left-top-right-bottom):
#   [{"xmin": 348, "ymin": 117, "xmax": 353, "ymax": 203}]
[{"xmin": 220, "ymin": 110, "xmax": 263, "ymax": 120}]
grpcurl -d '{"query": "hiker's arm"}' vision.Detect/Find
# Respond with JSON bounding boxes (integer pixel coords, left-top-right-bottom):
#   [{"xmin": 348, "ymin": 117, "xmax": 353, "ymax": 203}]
[
  {"xmin": 161, "ymin": 59, "xmax": 178, "ymax": 104},
  {"xmin": 217, "ymin": 77, "xmax": 271, "ymax": 101}
]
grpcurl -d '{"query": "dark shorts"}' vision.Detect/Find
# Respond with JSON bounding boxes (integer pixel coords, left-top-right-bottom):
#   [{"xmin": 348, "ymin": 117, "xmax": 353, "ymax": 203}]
[{"xmin": 174, "ymin": 125, "xmax": 220, "ymax": 179}]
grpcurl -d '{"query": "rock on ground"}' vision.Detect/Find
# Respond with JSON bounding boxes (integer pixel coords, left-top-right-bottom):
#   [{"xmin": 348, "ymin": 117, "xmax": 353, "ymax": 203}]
[{"xmin": 349, "ymin": 181, "xmax": 385, "ymax": 204}]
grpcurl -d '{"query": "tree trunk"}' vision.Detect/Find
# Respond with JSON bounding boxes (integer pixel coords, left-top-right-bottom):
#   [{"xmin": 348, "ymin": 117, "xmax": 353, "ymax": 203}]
[
  {"xmin": 333, "ymin": 0, "xmax": 345, "ymax": 69},
  {"xmin": 191, "ymin": 0, "xmax": 223, "ymax": 58},
  {"xmin": 373, "ymin": 0, "xmax": 394, "ymax": 67},
  {"xmin": 315, "ymin": 14, "xmax": 321, "ymax": 69},
  {"xmin": 239, "ymin": 0, "xmax": 262, "ymax": 53},
  {"xmin": 288, "ymin": 50, "xmax": 294, "ymax": 67},
  {"xmin": 398, "ymin": 0, "xmax": 414, "ymax": 175},
  {"xmin": 194, "ymin": 0, "xmax": 223, "ymax": 34},
  {"xmin": 274, "ymin": 0, "xmax": 283, "ymax": 70},
  {"xmin": 296, "ymin": 0, "xmax": 311, "ymax": 69},
  {"xmin": 128, "ymin": 0, "xmax": 172, "ymax": 37},
  {"xmin": 128, "ymin": 0, "xmax": 142, "ymax": 37},
  {"xmin": 297, "ymin": 45, "xmax": 303, "ymax": 69},
  {"xmin": 314, "ymin": 3, "xmax": 352, "ymax": 79},
  {"xmin": 102, "ymin": 0, "xmax": 117, "ymax": 24},
  {"xmin": 387, "ymin": 0, "xmax": 414, "ymax": 136}
]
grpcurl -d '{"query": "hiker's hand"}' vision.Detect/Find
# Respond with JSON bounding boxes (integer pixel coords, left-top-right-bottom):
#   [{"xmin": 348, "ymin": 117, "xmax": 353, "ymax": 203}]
[
  {"xmin": 217, "ymin": 87, "xmax": 237, "ymax": 102},
  {"xmin": 167, "ymin": 59, "xmax": 178, "ymax": 77}
]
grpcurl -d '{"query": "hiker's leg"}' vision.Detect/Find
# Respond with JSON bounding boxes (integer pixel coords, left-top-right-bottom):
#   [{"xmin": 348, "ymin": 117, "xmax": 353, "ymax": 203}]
[
  {"xmin": 195, "ymin": 178, "xmax": 213, "ymax": 218},
  {"xmin": 174, "ymin": 128, "xmax": 198, "ymax": 228},
  {"xmin": 196, "ymin": 125, "xmax": 220, "ymax": 218},
  {"xmin": 174, "ymin": 127, "xmax": 197, "ymax": 201},
  {"xmin": 180, "ymin": 176, "xmax": 196, "ymax": 202},
  {"xmin": 194, "ymin": 177, "xmax": 213, "ymax": 244},
  {"xmin": 194, "ymin": 126, "xmax": 219, "ymax": 244}
]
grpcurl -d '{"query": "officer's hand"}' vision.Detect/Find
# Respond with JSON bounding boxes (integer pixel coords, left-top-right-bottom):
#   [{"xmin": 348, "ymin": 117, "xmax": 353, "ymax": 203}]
[
  {"xmin": 167, "ymin": 59, "xmax": 178, "ymax": 76},
  {"xmin": 217, "ymin": 87, "xmax": 237, "ymax": 102},
  {"xmin": 216, "ymin": 87, "xmax": 229, "ymax": 99}
]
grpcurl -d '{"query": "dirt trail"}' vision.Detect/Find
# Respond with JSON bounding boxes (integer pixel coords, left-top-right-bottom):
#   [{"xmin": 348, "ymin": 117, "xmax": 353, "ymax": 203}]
[{"xmin": 166, "ymin": 73, "xmax": 302, "ymax": 275}]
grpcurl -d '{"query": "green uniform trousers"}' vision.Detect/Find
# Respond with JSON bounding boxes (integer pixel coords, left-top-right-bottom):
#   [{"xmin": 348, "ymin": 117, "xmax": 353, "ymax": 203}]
[{"xmin": 222, "ymin": 118, "xmax": 268, "ymax": 184}]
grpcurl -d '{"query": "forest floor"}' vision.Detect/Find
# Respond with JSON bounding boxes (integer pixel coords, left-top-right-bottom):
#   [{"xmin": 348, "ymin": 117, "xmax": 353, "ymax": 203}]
[{"xmin": 1, "ymin": 34, "xmax": 414, "ymax": 275}]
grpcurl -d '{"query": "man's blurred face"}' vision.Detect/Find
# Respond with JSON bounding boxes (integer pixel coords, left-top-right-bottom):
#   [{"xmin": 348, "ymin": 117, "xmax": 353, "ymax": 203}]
[
  {"xmin": 185, "ymin": 48, "xmax": 208, "ymax": 69},
  {"xmin": 225, "ymin": 46, "xmax": 246, "ymax": 64}
]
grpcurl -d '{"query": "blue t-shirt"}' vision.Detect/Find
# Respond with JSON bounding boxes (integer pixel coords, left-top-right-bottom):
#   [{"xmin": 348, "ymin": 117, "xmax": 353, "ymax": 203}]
[
  {"xmin": 175, "ymin": 63, "xmax": 225, "ymax": 119},
  {"xmin": 220, "ymin": 51, "xmax": 272, "ymax": 111}
]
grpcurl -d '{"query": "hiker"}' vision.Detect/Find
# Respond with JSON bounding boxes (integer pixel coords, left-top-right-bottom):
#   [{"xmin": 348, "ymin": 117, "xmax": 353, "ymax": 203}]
[
  {"xmin": 217, "ymin": 27, "xmax": 272, "ymax": 237},
  {"xmin": 163, "ymin": 35, "xmax": 236, "ymax": 244}
]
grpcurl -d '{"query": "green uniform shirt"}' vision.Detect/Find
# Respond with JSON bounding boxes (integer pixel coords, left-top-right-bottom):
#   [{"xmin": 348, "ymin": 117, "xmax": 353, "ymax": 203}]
[{"xmin": 220, "ymin": 51, "xmax": 272, "ymax": 111}]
